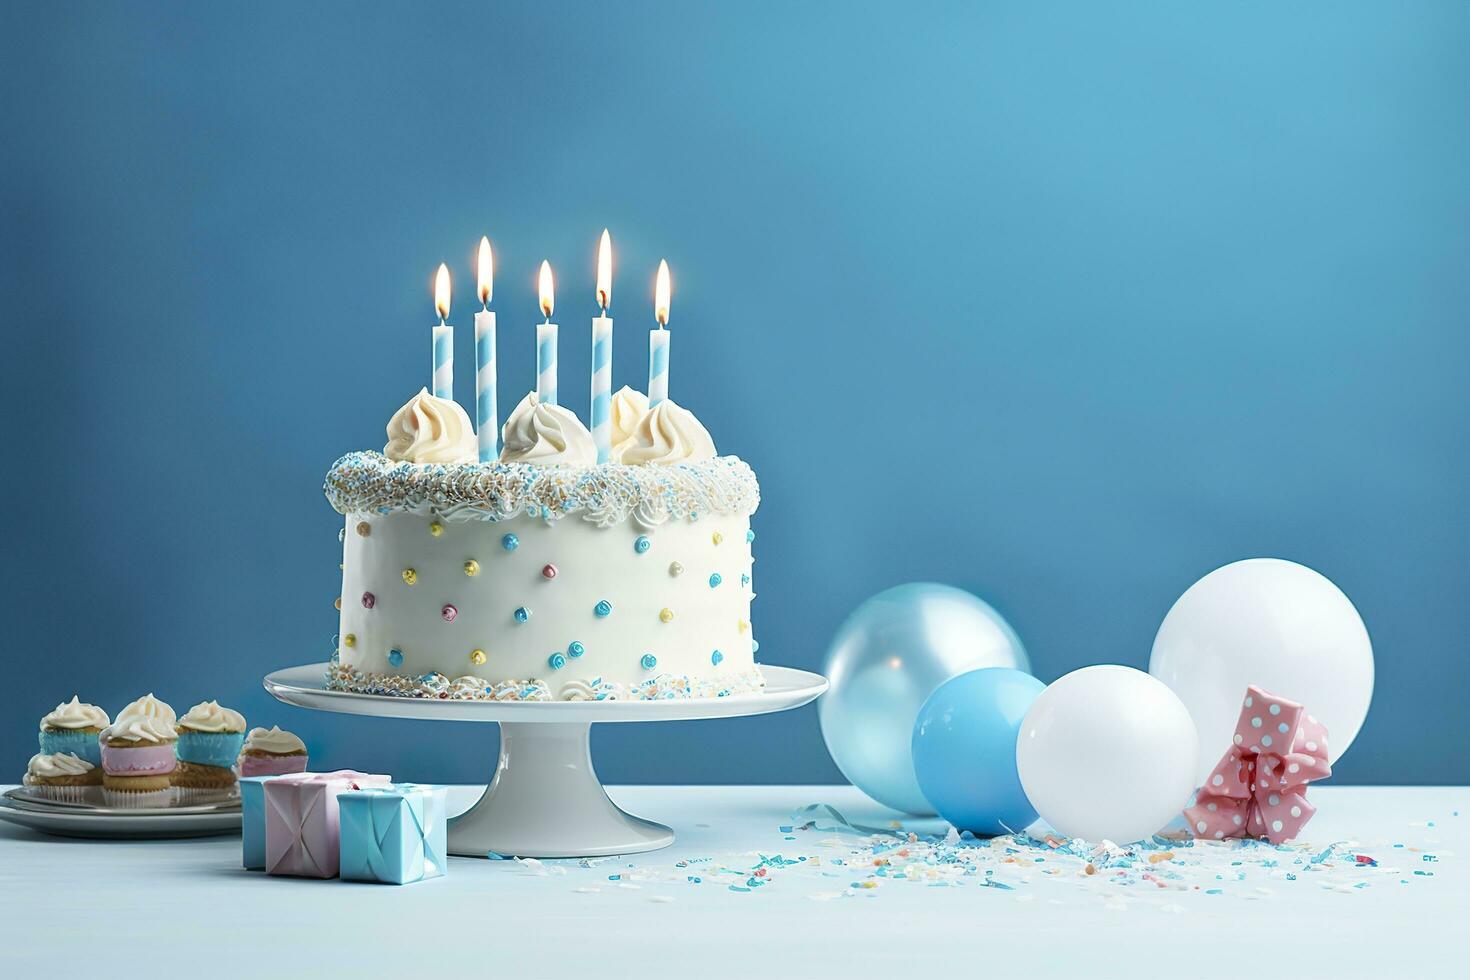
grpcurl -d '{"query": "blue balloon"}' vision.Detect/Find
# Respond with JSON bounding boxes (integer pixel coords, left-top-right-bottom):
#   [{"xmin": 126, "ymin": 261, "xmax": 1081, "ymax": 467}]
[
  {"xmin": 912, "ymin": 667, "xmax": 1044, "ymax": 835},
  {"xmin": 820, "ymin": 583, "xmax": 1029, "ymax": 814}
]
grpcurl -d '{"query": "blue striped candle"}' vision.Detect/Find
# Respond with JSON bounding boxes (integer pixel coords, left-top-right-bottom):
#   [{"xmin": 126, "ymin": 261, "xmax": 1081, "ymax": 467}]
[
  {"xmin": 475, "ymin": 310, "xmax": 497, "ymax": 461},
  {"xmin": 432, "ymin": 262, "xmax": 453, "ymax": 401},
  {"xmin": 536, "ymin": 322, "xmax": 558, "ymax": 407},
  {"xmin": 536, "ymin": 260, "xmax": 557, "ymax": 406},
  {"xmin": 432, "ymin": 325, "xmax": 453, "ymax": 401},
  {"xmin": 591, "ymin": 316, "xmax": 613, "ymax": 461},
  {"xmin": 475, "ymin": 237, "xmax": 497, "ymax": 461},
  {"xmin": 647, "ymin": 329, "xmax": 668, "ymax": 407},
  {"xmin": 649, "ymin": 259, "xmax": 671, "ymax": 406}
]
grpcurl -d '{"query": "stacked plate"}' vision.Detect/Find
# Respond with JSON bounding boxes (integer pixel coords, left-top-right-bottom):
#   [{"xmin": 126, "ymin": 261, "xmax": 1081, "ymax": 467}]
[{"xmin": 0, "ymin": 786, "xmax": 242, "ymax": 839}]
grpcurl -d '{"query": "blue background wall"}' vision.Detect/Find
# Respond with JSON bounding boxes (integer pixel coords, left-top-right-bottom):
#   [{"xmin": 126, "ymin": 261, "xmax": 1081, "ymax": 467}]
[{"xmin": 2, "ymin": 1, "xmax": 1466, "ymax": 787}]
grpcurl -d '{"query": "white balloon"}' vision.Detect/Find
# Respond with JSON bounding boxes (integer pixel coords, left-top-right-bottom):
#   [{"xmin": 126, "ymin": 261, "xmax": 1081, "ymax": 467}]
[
  {"xmin": 1149, "ymin": 558, "xmax": 1373, "ymax": 781},
  {"xmin": 1016, "ymin": 665, "xmax": 1198, "ymax": 844}
]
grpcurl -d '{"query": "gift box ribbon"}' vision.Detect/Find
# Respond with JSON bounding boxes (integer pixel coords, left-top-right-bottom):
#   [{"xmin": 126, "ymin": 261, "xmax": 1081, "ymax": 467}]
[
  {"xmin": 1183, "ymin": 685, "xmax": 1331, "ymax": 844},
  {"xmin": 353, "ymin": 785, "xmax": 444, "ymax": 882}
]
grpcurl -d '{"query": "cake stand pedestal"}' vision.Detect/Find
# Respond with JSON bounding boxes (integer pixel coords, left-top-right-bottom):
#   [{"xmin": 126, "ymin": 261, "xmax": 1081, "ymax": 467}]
[{"xmin": 262, "ymin": 664, "xmax": 826, "ymax": 858}]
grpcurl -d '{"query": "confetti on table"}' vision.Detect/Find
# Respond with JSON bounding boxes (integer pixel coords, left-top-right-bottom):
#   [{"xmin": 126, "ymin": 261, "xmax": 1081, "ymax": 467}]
[{"xmin": 478, "ymin": 802, "xmax": 1450, "ymax": 910}]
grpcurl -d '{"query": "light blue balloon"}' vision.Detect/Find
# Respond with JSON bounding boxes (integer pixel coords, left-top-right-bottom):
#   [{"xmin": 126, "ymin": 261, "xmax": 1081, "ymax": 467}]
[
  {"xmin": 912, "ymin": 668, "xmax": 1044, "ymax": 835},
  {"xmin": 819, "ymin": 583, "xmax": 1029, "ymax": 814}
]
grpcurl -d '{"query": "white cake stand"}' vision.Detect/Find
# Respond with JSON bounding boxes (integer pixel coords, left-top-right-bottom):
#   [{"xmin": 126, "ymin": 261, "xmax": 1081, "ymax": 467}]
[{"xmin": 262, "ymin": 663, "xmax": 826, "ymax": 859}]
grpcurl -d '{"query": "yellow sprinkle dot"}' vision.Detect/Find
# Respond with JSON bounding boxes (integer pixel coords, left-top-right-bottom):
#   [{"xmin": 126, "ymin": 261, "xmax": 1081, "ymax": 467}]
[
  {"xmin": 659, "ymin": 608, "xmax": 674, "ymax": 623},
  {"xmin": 333, "ymin": 596, "xmax": 342, "ymax": 610},
  {"xmin": 712, "ymin": 531, "xmax": 724, "ymax": 545},
  {"xmin": 402, "ymin": 568, "xmax": 418, "ymax": 585},
  {"xmin": 738, "ymin": 619, "xmax": 750, "ymax": 633},
  {"xmin": 470, "ymin": 649, "xmax": 487, "ymax": 666},
  {"xmin": 343, "ymin": 633, "xmax": 356, "ymax": 648},
  {"xmin": 356, "ymin": 521, "xmax": 371, "ymax": 537},
  {"xmin": 429, "ymin": 520, "xmax": 444, "ymax": 537},
  {"xmin": 464, "ymin": 559, "xmax": 480, "ymax": 576}
]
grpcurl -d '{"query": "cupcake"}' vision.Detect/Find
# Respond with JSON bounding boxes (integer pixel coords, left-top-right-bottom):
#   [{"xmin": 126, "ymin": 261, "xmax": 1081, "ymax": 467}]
[
  {"xmin": 173, "ymin": 700, "xmax": 248, "ymax": 801},
  {"xmin": 237, "ymin": 726, "xmax": 308, "ymax": 777},
  {"xmin": 37, "ymin": 696, "xmax": 110, "ymax": 765},
  {"xmin": 99, "ymin": 694, "xmax": 178, "ymax": 807},
  {"xmin": 23, "ymin": 752, "xmax": 102, "ymax": 804}
]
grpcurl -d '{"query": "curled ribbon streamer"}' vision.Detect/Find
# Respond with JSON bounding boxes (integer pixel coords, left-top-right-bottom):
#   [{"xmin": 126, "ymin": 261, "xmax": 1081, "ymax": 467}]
[{"xmin": 1183, "ymin": 685, "xmax": 1331, "ymax": 844}]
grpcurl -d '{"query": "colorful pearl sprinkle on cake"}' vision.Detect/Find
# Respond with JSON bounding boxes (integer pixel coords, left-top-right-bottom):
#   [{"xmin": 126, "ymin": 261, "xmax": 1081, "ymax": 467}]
[{"xmin": 323, "ymin": 241, "xmax": 762, "ymax": 702}]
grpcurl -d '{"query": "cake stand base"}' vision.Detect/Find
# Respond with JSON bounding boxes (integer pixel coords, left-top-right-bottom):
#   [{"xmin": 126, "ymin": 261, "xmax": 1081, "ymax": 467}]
[
  {"xmin": 263, "ymin": 663, "xmax": 826, "ymax": 858},
  {"xmin": 451, "ymin": 721, "xmax": 672, "ymax": 857}
]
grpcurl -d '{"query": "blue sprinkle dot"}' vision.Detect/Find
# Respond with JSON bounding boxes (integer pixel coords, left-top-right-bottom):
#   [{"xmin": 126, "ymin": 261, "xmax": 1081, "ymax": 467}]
[
  {"xmin": 595, "ymin": 600, "xmax": 613, "ymax": 618},
  {"xmin": 387, "ymin": 649, "xmax": 404, "ymax": 668},
  {"xmin": 746, "ymin": 529, "xmax": 755, "ymax": 543},
  {"xmin": 711, "ymin": 650, "xmax": 724, "ymax": 666},
  {"xmin": 568, "ymin": 641, "xmax": 585, "ymax": 658},
  {"xmin": 740, "ymin": 574, "xmax": 750, "ymax": 586},
  {"xmin": 634, "ymin": 535, "xmax": 651, "ymax": 554},
  {"xmin": 640, "ymin": 653, "xmax": 657, "ymax": 670},
  {"xmin": 548, "ymin": 652, "xmax": 567, "ymax": 670},
  {"xmin": 709, "ymin": 573, "xmax": 722, "ymax": 588},
  {"xmin": 502, "ymin": 533, "xmax": 519, "ymax": 551},
  {"xmin": 514, "ymin": 606, "xmax": 530, "ymax": 623}
]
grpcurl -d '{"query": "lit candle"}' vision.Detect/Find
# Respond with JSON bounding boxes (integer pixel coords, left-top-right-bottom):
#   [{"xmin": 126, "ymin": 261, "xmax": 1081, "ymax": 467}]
[
  {"xmin": 432, "ymin": 263, "xmax": 453, "ymax": 401},
  {"xmin": 536, "ymin": 260, "xmax": 558, "ymax": 406},
  {"xmin": 648, "ymin": 259, "xmax": 671, "ymax": 406},
  {"xmin": 591, "ymin": 229, "xmax": 614, "ymax": 463},
  {"xmin": 474, "ymin": 237, "xmax": 497, "ymax": 462}
]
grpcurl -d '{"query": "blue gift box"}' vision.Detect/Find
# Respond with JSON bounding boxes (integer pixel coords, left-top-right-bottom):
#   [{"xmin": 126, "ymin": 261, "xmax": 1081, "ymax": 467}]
[
  {"xmin": 338, "ymin": 784, "xmax": 447, "ymax": 885},
  {"xmin": 241, "ymin": 775, "xmax": 285, "ymax": 870}
]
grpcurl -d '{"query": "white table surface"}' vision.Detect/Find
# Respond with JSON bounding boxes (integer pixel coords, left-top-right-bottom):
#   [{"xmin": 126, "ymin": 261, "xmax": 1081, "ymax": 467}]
[{"xmin": 0, "ymin": 784, "xmax": 1460, "ymax": 978}]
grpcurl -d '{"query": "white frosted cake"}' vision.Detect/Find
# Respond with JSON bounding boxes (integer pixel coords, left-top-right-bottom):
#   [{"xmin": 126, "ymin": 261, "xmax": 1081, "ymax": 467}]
[{"xmin": 325, "ymin": 386, "xmax": 762, "ymax": 701}]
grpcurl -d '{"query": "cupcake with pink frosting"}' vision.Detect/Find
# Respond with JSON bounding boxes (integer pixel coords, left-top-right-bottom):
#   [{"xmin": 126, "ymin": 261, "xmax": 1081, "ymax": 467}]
[
  {"xmin": 99, "ymin": 694, "xmax": 179, "ymax": 807},
  {"xmin": 237, "ymin": 726, "xmax": 308, "ymax": 777}
]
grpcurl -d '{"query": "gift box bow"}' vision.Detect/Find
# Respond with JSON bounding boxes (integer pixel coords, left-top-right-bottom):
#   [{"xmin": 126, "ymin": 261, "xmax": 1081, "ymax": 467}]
[
  {"xmin": 265, "ymin": 770, "xmax": 391, "ymax": 877},
  {"xmin": 1183, "ymin": 685, "xmax": 1331, "ymax": 844},
  {"xmin": 342, "ymin": 784, "xmax": 446, "ymax": 882}
]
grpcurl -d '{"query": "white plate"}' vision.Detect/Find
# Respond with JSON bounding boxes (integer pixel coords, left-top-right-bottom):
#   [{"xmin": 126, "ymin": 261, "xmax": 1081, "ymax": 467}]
[
  {"xmin": 263, "ymin": 662, "xmax": 827, "ymax": 723},
  {"xmin": 0, "ymin": 789, "xmax": 241, "ymax": 840}
]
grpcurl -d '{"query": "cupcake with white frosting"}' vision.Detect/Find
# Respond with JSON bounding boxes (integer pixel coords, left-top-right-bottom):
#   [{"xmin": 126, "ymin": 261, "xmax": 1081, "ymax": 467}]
[
  {"xmin": 237, "ymin": 726, "xmax": 308, "ymax": 777},
  {"xmin": 99, "ymin": 694, "xmax": 178, "ymax": 807},
  {"xmin": 173, "ymin": 700, "xmax": 248, "ymax": 801},
  {"xmin": 37, "ymin": 696, "xmax": 110, "ymax": 766},
  {"xmin": 24, "ymin": 752, "xmax": 102, "ymax": 804}
]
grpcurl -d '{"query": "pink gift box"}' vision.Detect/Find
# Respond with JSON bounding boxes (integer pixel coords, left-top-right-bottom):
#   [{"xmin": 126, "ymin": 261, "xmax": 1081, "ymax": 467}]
[{"xmin": 264, "ymin": 770, "xmax": 391, "ymax": 878}]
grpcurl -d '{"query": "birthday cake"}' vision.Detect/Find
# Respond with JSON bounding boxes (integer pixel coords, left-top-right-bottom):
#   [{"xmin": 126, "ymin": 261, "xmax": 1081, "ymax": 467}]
[{"xmin": 325, "ymin": 383, "xmax": 762, "ymax": 702}]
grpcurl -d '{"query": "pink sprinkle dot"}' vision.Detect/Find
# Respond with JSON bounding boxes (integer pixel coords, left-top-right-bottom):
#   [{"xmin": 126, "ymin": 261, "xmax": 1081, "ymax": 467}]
[
  {"xmin": 542, "ymin": 564, "xmax": 558, "ymax": 580},
  {"xmin": 361, "ymin": 592, "xmax": 375, "ymax": 609},
  {"xmin": 441, "ymin": 604, "xmax": 457, "ymax": 622}
]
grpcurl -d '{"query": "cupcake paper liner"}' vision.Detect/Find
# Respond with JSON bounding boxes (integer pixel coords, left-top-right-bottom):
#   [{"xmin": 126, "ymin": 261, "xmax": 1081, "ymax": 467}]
[{"xmin": 103, "ymin": 787, "xmax": 175, "ymax": 809}]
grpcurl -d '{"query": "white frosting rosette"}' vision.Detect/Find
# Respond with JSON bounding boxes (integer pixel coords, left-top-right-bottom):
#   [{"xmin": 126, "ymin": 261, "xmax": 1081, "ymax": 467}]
[
  {"xmin": 178, "ymin": 700, "xmax": 247, "ymax": 733},
  {"xmin": 499, "ymin": 392, "xmax": 597, "ymax": 465},
  {"xmin": 102, "ymin": 693, "xmax": 178, "ymax": 743},
  {"xmin": 26, "ymin": 752, "xmax": 96, "ymax": 780},
  {"xmin": 608, "ymin": 386, "xmax": 649, "ymax": 447},
  {"xmin": 40, "ymin": 695, "xmax": 110, "ymax": 731},
  {"xmin": 242, "ymin": 726, "xmax": 306, "ymax": 755},
  {"xmin": 614, "ymin": 399, "xmax": 717, "ymax": 465},
  {"xmin": 384, "ymin": 388, "xmax": 478, "ymax": 464}
]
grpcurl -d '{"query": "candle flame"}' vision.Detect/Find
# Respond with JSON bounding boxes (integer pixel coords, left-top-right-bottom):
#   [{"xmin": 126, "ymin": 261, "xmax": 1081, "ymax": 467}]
[
  {"xmin": 538, "ymin": 260, "xmax": 555, "ymax": 320},
  {"xmin": 596, "ymin": 229, "xmax": 612, "ymax": 311},
  {"xmin": 654, "ymin": 259, "xmax": 670, "ymax": 327},
  {"xmin": 434, "ymin": 263, "xmax": 451, "ymax": 321},
  {"xmin": 477, "ymin": 237, "xmax": 493, "ymax": 306}
]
